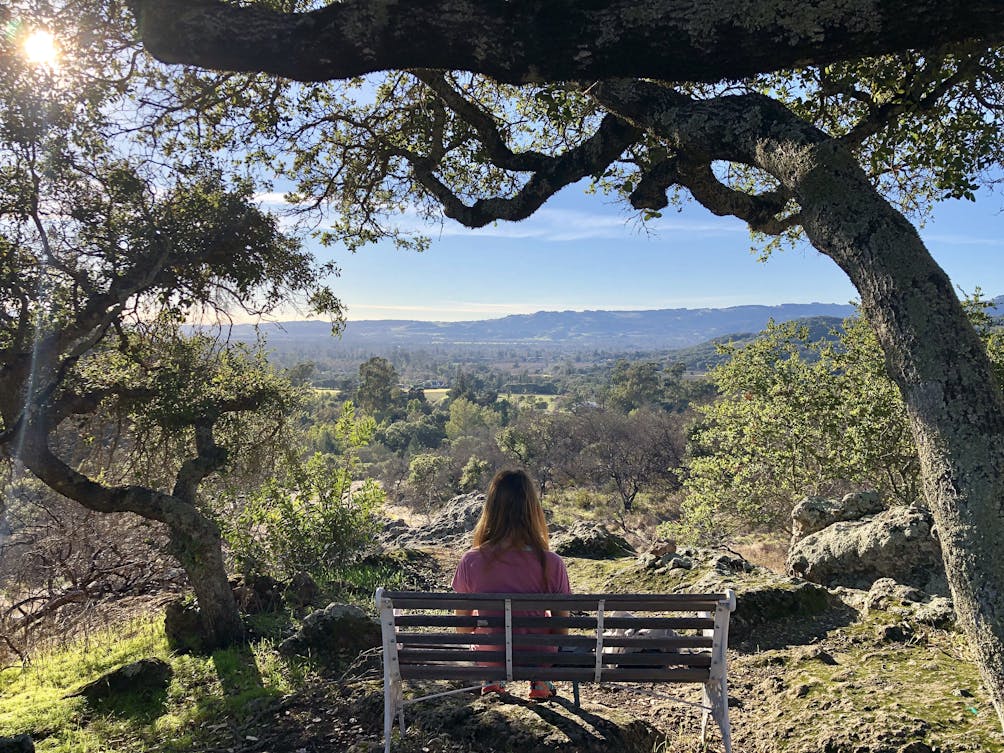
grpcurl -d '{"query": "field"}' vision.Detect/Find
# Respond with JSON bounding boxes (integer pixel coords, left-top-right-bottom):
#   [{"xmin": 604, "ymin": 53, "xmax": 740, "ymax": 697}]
[{"xmin": 498, "ymin": 392, "xmax": 559, "ymax": 411}]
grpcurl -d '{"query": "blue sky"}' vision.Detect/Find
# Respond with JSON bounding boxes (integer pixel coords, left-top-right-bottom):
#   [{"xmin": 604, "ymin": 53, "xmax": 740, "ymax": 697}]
[{"xmin": 276, "ymin": 183, "xmax": 1003, "ymax": 322}]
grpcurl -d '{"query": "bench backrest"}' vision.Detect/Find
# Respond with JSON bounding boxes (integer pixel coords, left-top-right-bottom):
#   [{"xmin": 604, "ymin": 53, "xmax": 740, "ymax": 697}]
[{"xmin": 375, "ymin": 590, "xmax": 736, "ymax": 684}]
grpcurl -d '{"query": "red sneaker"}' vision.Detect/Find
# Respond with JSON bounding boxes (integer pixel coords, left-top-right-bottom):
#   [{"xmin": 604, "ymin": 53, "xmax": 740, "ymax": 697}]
[
  {"xmin": 481, "ymin": 681, "xmax": 508, "ymax": 695},
  {"xmin": 529, "ymin": 680, "xmax": 556, "ymax": 700}
]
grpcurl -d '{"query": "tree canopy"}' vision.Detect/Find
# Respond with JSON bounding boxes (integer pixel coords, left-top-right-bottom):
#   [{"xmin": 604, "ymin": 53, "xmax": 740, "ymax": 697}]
[{"xmin": 118, "ymin": 0, "xmax": 1004, "ymax": 726}]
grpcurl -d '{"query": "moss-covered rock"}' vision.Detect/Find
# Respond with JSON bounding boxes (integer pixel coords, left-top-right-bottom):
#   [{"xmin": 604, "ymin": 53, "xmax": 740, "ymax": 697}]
[{"xmin": 552, "ymin": 522, "xmax": 635, "ymax": 559}]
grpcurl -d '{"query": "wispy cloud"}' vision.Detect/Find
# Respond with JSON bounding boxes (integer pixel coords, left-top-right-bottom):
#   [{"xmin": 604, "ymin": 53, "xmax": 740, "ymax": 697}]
[
  {"xmin": 923, "ymin": 232, "xmax": 1004, "ymax": 247},
  {"xmin": 397, "ymin": 206, "xmax": 746, "ymax": 242}
]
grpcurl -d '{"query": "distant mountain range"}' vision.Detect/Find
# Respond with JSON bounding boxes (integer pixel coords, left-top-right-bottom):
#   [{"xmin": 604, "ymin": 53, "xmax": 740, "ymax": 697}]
[
  {"xmin": 208, "ymin": 297, "xmax": 1004, "ymax": 355},
  {"xmin": 216, "ymin": 302, "xmax": 861, "ymax": 351}
]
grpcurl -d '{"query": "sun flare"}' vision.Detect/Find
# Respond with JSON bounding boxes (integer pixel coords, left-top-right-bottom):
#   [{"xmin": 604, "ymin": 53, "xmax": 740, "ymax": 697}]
[{"xmin": 22, "ymin": 29, "xmax": 58, "ymax": 66}]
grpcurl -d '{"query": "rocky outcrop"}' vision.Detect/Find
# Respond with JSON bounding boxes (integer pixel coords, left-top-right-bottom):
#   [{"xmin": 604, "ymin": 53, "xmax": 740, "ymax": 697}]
[
  {"xmin": 68, "ymin": 658, "xmax": 172, "ymax": 703},
  {"xmin": 787, "ymin": 506, "xmax": 945, "ymax": 593},
  {"xmin": 164, "ymin": 599, "xmax": 206, "ymax": 654},
  {"xmin": 635, "ymin": 548, "xmax": 831, "ymax": 642},
  {"xmin": 863, "ymin": 578, "xmax": 954, "ymax": 627},
  {"xmin": 790, "ymin": 490, "xmax": 884, "ymax": 543},
  {"xmin": 389, "ymin": 492, "xmax": 486, "ymax": 547},
  {"xmin": 552, "ymin": 522, "xmax": 635, "ymax": 558},
  {"xmin": 278, "ymin": 603, "xmax": 381, "ymax": 665}
]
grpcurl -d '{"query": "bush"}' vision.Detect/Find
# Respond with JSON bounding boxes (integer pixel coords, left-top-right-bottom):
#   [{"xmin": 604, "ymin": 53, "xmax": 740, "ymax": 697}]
[{"xmin": 226, "ymin": 452, "xmax": 383, "ymax": 586}]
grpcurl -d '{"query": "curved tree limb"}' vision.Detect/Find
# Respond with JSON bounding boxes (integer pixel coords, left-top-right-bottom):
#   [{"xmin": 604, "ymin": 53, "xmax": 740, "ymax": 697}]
[
  {"xmin": 411, "ymin": 71, "xmax": 552, "ymax": 172},
  {"xmin": 405, "ymin": 114, "xmax": 639, "ymax": 226},
  {"xmin": 131, "ymin": 0, "xmax": 1004, "ymax": 85}
]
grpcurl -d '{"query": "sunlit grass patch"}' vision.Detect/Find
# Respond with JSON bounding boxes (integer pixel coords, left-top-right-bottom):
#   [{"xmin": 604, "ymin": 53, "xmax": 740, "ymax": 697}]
[
  {"xmin": 422, "ymin": 388, "xmax": 449, "ymax": 404},
  {"xmin": 0, "ymin": 615, "xmax": 312, "ymax": 752},
  {"xmin": 499, "ymin": 392, "xmax": 558, "ymax": 412}
]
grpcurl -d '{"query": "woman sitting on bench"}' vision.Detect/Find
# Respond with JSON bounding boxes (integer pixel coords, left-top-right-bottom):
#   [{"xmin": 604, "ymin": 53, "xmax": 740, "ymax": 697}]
[{"xmin": 451, "ymin": 468, "xmax": 571, "ymax": 699}]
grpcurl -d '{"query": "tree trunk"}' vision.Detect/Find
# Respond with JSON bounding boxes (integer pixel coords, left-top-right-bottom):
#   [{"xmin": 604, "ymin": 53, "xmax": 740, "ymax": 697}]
[
  {"xmin": 167, "ymin": 512, "xmax": 245, "ymax": 650},
  {"xmin": 793, "ymin": 142, "xmax": 1004, "ymax": 727}
]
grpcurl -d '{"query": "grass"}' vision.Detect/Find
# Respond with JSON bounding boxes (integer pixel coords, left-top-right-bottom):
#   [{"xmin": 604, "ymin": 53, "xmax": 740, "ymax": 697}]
[
  {"xmin": 423, "ymin": 388, "xmax": 450, "ymax": 404},
  {"xmin": 745, "ymin": 615, "xmax": 1004, "ymax": 751},
  {"xmin": 0, "ymin": 616, "xmax": 311, "ymax": 752},
  {"xmin": 499, "ymin": 393, "xmax": 559, "ymax": 412},
  {"xmin": 731, "ymin": 532, "xmax": 789, "ymax": 573}
]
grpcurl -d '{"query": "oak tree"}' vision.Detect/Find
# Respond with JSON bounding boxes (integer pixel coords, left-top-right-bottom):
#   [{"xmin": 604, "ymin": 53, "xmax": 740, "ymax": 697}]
[{"xmin": 0, "ymin": 4, "xmax": 338, "ymax": 648}]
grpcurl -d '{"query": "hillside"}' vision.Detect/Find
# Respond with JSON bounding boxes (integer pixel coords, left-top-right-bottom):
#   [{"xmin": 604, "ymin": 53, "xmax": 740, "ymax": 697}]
[{"xmin": 210, "ymin": 302, "xmax": 857, "ymax": 355}]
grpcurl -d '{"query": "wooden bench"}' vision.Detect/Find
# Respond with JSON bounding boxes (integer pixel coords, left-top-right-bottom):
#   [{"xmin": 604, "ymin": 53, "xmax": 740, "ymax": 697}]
[{"xmin": 375, "ymin": 589, "xmax": 736, "ymax": 753}]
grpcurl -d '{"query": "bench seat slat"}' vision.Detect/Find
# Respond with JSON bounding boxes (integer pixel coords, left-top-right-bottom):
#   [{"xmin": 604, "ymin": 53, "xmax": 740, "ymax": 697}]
[
  {"xmin": 389, "ymin": 597, "xmax": 722, "ymax": 611},
  {"xmin": 394, "ymin": 615, "xmax": 714, "ymax": 630},
  {"xmin": 395, "ymin": 633, "xmax": 714, "ymax": 649},
  {"xmin": 383, "ymin": 591, "xmax": 727, "ymax": 603},
  {"xmin": 399, "ymin": 665, "xmax": 712, "ymax": 682},
  {"xmin": 397, "ymin": 649, "xmax": 712, "ymax": 667}
]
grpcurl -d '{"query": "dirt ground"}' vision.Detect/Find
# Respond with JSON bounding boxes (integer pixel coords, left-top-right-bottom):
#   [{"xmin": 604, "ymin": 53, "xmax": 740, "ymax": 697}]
[{"xmin": 179, "ymin": 547, "xmax": 1003, "ymax": 753}]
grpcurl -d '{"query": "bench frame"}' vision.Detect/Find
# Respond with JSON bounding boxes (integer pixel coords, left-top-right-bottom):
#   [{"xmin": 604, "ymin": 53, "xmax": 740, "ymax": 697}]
[{"xmin": 375, "ymin": 589, "xmax": 736, "ymax": 753}]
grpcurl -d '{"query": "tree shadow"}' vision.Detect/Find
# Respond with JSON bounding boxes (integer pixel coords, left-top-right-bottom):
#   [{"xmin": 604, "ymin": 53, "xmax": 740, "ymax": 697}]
[
  {"xmin": 211, "ymin": 643, "xmax": 266, "ymax": 699},
  {"xmin": 731, "ymin": 599, "xmax": 859, "ymax": 652},
  {"xmin": 81, "ymin": 686, "xmax": 170, "ymax": 724}
]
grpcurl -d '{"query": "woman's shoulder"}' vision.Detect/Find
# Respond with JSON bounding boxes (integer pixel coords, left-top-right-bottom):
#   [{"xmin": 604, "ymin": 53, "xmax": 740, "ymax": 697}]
[
  {"xmin": 544, "ymin": 549, "xmax": 568, "ymax": 566},
  {"xmin": 458, "ymin": 546, "xmax": 487, "ymax": 563}
]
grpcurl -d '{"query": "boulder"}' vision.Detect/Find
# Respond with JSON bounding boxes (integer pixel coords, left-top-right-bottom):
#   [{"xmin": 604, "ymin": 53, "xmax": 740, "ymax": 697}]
[
  {"xmin": 0, "ymin": 736, "xmax": 34, "ymax": 753},
  {"xmin": 790, "ymin": 490, "xmax": 884, "ymax": 542},
  {"xmin": 392, "ymin": 492, "xmax": 486, "ymax": 547},
  {"xmin": 787, "ymin": 506, "xmax": 944, "ymax": 592},
  {"xmin": 653, "ymin": 548, "xmax": 831, "ymax": 642},
  {"xmin": 69, "ymin": 658, "xmax": 172, "ymax": 703},
  {"xmin": 377, "ymin": 517, "xmax": 411, "ymax": 544},
  {"xmin": 278, "ymin": 603, "xmax": 381, "ymax": 665},
  {"xmin": 552, "ymin": 522, "xmax": 635, "ymax": 559},
  {"xmin": 864, "ymin": 578, "xmax": 955, "ymax": 627},
  {"xmin": 164, "ymin": 599, "xmax": 205, "ymax": 654},
  {"xmin": 283, "ymin": 571, "xmax": 322, "ymax": 609}
]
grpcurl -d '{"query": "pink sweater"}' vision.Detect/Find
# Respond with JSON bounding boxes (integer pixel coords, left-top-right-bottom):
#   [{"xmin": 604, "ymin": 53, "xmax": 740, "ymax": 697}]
[{"xmin": 452, "ymin": 546, "xmax": 571, "ymax": 657}]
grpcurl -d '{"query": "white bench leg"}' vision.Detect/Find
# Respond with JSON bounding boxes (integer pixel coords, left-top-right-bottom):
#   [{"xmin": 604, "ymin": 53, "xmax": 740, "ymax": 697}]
[
  {"xmin": 384, "ymin": 678, "xmax": 405, "ymax": 753},
  {"xmin": 700, "ymin": 683, "xmax": 712, "ymax": 744},
  {"xmin": 701, "ymin": 679, "xmax": 732, "ymax": 753},
  {"xmin": 383, "ymin": 681, "xmax": 393, "ymax": 753}
]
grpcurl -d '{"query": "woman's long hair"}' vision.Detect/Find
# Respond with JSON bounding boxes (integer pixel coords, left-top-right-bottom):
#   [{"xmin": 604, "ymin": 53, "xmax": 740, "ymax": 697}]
[{"xmin": 472, "ymin": 469, "xmax": 550, "ymax": 576}]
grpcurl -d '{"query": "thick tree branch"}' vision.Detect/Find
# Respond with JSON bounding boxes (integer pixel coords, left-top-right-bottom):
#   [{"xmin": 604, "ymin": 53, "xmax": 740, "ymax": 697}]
[
  {"xmin": 173, "ymin": 422, "xmax": 226, "ymax": 503},
  {"xmin": 407, "ymin": 114, "xmax": 639, "ymax": 226},
  {"xmin": 672, "ymin": 161, "xmax": 795, "ymax": 235},
  {"xmin": 628, "ymin": 157, "xmax": 796, "ymax": 233},
  {"xmin": 131, "ymin": 0, "xmax": 1004, "ymax": 85}
]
